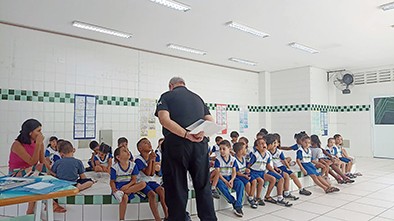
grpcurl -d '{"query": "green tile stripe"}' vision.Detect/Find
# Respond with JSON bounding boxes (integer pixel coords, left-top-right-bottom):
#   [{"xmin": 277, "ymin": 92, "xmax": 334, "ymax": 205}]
[
  {"xmin": 0, "ymin": 88, "xmax": 370, "ymax": 112},
  {"xmin": 0, "ymin": 88, "xmax": 139, "ymax": 106},
  {"xmin": 0, "ymin": 88, "xmax": 74, "ymax": 103},
  {"xmin": 206, "ymin": 103, "xmax": 216, "ymax": 110},
  {"xmin": 97, "ymin": 95, "xmax": 138, "ymax": 106}
]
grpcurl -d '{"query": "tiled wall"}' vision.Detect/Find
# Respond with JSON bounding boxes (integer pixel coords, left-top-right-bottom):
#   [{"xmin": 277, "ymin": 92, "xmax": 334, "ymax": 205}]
[{"xmin": 0, "ymin": 24, "xmax": 260, "ymax": 166}]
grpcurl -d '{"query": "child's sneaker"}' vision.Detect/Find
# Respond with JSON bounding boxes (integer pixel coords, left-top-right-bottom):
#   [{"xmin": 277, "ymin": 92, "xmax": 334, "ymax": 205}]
[
  {"xmin": 284, "ymin": 193, "xmax": 299, "ymax": 200},
  {"xmin": 247, "ymin": 197, "xmax": 258, "ymax": 209},
  {"xmin": 299, "ymin": 188, "xmax": 312, "ymax": 196},
  {"xmin": 211, "ymin": 188, "xmax": 220, "ymax": 199},
  {"xmin": 277, "ymin": 198, "xmax": 293, "ymax": 207},
  {"xmin": 113, "ymin": 190, "xmax": 124, "ymax": 202},
  {"xmin": 233, "ymin": 206, "xmax": 243, "ymax": 217},
  {"xmin": 256, "ymin": 198, "xmax": 266, "ymax": 206}
]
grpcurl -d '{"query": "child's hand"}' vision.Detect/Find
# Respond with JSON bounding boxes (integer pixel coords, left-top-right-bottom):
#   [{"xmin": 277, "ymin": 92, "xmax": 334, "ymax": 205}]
[
  {"xmin": 225, "ymin": 181, "xmax": 231, "ymax": 188},
  {"xmin": 228, "ymin": 180, "xmax": 234, "ymax": 188},
  {"xmin": 154, "ymin": 162, "xmax": 161, "ymax": 172},
  {"xmin": 302, "ymin": 169, "xmax": 307, "ymax": 176},
  {"xmin": 245, "ymin": 168, "xmax": 250, "ymax": 174},
  {"xmin": 149, "ymin": 151, "xmax": 156, "ymax": 160},
  {"xmin": 246, "ymin": 174, "xmax": 251, "ymax": 180}
]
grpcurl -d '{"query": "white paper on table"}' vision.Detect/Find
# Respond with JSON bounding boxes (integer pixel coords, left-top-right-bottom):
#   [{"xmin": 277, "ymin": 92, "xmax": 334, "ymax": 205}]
[
  {"xmin": 25, "ymin": 182, "xmax": 54, "ymax": 190},
  {"xmin": 186, "ymin": 119, "xmax": 223, "ymax": 137}
]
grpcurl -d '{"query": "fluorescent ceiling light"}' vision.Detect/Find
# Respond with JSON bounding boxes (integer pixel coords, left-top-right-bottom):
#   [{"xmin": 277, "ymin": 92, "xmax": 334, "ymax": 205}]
[
  {"xmin": 380, "ymin": 2, "xmax": 394, "ymax": 11},
  {"xmin": 167, "ymin": 44, "xmax": 206, "ymax": 55},
  {"xmin": 150, "ymin": 0, "xmax": 191, "ymax": 11},
  {"xmin": 289, "ymin": 42, "xmax": 319, "ymax": 54},
  {"xmin": 226, "ymin": 21, "xmax": 269, "ymax": 38},
  {"xmin": 72, "ymin": 21, "xmax": 132, "ymax": 38},
  {"xmin": 229, "ymin": 57, "xmax": 257, "ymax": 66}
]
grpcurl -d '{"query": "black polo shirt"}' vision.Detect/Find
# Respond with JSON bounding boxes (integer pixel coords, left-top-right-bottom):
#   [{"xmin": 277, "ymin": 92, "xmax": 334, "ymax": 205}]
[{"xmin": 155, "ymin": 86, "xmax": 210, "ymax": 137}]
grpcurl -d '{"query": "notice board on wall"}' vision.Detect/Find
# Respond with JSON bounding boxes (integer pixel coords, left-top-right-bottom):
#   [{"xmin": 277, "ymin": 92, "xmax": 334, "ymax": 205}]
[{"xmin": 74, "ymin": 94, "xmax": 96, "ymax": 139}]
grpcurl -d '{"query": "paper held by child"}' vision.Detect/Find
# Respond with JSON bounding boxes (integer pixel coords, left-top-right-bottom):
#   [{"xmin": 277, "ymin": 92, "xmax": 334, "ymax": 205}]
[{"xmin": 186, "ymin": 119, "xmax": 223, "ymax": 137}]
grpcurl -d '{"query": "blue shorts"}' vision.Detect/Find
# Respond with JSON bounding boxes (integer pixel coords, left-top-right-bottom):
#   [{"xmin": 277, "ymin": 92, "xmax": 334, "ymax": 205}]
[
  {"xmin": 267, "ymin": 171, "xmax": 283, "ymax": 180},
  {"xmin": 278, "ymin": 166, "xmax": 293, "ymax": 175},
  {"xmin": 114, "ymin": 182, "xmax": 135, "ymax": 201},
  {"xmin": 250, "ymin": 170, "xmax": 265, "ymax": 179},
  {"xmin": 301, "ymin": 162, "xmax": 321, "ymax": 176},
  {"xmin": 339, "ymin": 157, "xmax": 351, "ymax": 163},
  {"xmin": 137, "ymin": 181, "xmax": 161, "ymax": 199},
  {"xmin": 237, "ymin": 175, "xmax": 256, "ymax": 185}
]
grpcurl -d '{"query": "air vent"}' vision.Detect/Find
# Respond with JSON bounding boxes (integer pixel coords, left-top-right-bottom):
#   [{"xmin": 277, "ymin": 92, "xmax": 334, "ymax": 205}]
[
  {"xmin": 378, "ymin": 69, "xmax": 392, "ymax": 83},
  {"xmin": 354, "ymin": 73, "xmax": 365, "ymax": 85},
  {"xmin": 348, "ymin": 67, "xmax": 394, "ymax": 85},
  {"xmin": 366, "ymin": 72, "xmax": 378, "ymax": 84}
]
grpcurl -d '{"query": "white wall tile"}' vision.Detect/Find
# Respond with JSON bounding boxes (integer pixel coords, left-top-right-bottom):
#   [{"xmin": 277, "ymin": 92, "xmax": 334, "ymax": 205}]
[
  {"xmin": 101, "ymin": 204, "xmax": 119, "ymax": 221},
  {"xmin": 64, "ymin": 205, "xmax": 83, "ymax": 221},
  {"xmin": 83, "ymin": 205, "xmax": 101, "ymax": 221}
]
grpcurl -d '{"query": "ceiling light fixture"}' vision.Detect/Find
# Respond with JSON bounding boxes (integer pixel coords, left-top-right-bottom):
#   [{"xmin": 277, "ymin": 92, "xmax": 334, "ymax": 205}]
[
  {"xmin": 229, "ymin": 57, "xmax": 257, "ymax": 66},
  {"xmin": 226, "ymin": 21, "xmax": 269, "ymax": 38},
  {"xmin": 289, "ymin": 42, "xmax": 319, "ymax": 54},
  {"xmin": 167, "ymin": 44, "xmax": 206, "ymax": 55},
  {"xmin": 149, "ymin": 0, "xmax": 191, "ymax": 11},
  {"xmin": 72, "ymin": 21, "xmax": 132, "ymax": 38},
  {"xmin": 380, "ymin": 1, "xmax": 394, "ymax": 11}
]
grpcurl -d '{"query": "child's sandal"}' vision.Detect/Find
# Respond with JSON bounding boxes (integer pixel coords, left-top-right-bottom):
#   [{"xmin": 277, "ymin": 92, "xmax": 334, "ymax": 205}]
[{"xmin": 264, "ymin": 196, "xmax": 277, "ymax": 204}]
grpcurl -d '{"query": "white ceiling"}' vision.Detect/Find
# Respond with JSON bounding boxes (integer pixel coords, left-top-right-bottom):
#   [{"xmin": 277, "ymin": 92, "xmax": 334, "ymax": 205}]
[{"xmin": 1, "ymin": 0, "xmax": 394, "ymax": 72}]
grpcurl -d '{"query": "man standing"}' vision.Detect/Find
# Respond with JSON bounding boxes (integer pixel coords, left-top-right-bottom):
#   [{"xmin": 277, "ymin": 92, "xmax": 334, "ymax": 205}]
[{"xmin": 155, "ymin": 77, "xmax": 217, "ymax": 221}]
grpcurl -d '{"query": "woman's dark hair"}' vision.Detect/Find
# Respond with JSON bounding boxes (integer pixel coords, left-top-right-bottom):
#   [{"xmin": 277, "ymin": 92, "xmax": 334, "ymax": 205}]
[
  {"xmin": 99, "ymin": 143, "xmax": 112, "ymax": 154},
  {"xmin": 16, "ymin": 119, "xmax": 42, "ymax": 144},
  {"xmin": 310, "ymin": 135, "xmax": 321, "ymax": 148}
]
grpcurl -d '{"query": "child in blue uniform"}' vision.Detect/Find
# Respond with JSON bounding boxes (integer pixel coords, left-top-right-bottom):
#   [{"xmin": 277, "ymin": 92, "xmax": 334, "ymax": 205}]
[
  {"xmin": 264, "ymin": 134, "xmax": 293, "ymax": 207},
  {"xmin": 135, "ymin": 138, "xmax": 168, "ymax": 221},
  {"xmin": 87, "ymin": 140, "xmax": 99, "ymax": 171},
  {"xmin": 117, "ymin": 137, "xmax": 134, "ymax": 161},
  {"xmin": 94, "ymin": 143, "xmax": 113, "ymax": 173},
  {"xmin": 110, "ymin": 147, "xmax": 146, "ymax": 221},
  {"xmin": 233, "ymin": 142, "xmax": 258, "ymax": 208},
  {"xmin": 248, "ymin": 138, "xmax": 276, "ymax": 206},
  {"xmin": 45, "ymin": 136, "xmax": 61, "ymax": 172},
  {"xmin": 272, "ymin": 133, "xmax": 312, "ymax": 196},
  {"xmin": 296, "ymin": 135, "xmax": 339, "ymax": 193},
  {"xmin": 215, "ymin": 140, "xmax": 245, "ymax": 217},
  {"xmin": 209, "ymin": 136, "xmax": 223, "ymax": 199}
]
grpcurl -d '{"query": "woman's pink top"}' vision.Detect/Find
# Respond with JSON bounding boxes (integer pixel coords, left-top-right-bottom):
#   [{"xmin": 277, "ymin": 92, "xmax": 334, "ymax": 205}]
[{"xmin": 8, "ymin": 142, "xmax": 36, "ymax": 171}]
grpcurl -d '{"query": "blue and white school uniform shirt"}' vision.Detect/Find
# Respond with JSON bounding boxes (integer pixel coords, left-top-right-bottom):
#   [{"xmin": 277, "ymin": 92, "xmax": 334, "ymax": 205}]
[
  {"xmin": 211, "ymin": 144, "xmax": 220, "ymax": 157},
  {"xmin": 234, "ymin": 156, "xmax": 247, "ymax": 174},
  {"xmin": 326, "ymin": 146, "xmax": 339, "ymax": 157},
  {"xmin": 135, "ymin": 155, "xmax": 159, "ymax": 183},
  {"xmin": 248, "ymin": 148, "xmax": 271, "ymax": 172},
  {"xmin": 94, "ymin": 153, "xmax": 113, "ymax": 167},
  {"xmin": 110, "ymin": 161, "xmax": 139, "ymax": 187},
  {"xmin": 296, "ymin": 147, "xmax": 312, "ymax": 164},
  {"xmin": 45, "ymin": 147, "xmax": 61, "ymax": 164},
  {"xmin": 270, "ymin": 149, "xmax": 286, "ymax": 168},
  {"xmin": 290, "ymin": 144, "xmax": 301, "ymax": 151},
  {"xmin": 214, "ymin": 155, "xmax": 237, "ymax": 177}
]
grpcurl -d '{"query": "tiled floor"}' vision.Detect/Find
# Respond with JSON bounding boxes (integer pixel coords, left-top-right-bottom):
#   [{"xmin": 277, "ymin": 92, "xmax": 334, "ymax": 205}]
[{"xmin": 192, "ymin": 157, "xmax": 394, "ymax": 221}]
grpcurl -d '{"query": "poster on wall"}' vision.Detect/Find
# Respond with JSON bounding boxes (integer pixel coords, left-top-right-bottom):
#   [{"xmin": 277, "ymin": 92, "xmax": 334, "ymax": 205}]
[
  {"xmin": 140, "ymin": 98, "xmax": 157, "ymax": 138},
  {"xmin": 320, "ymin": 111, "xmax": 328, "ymax": 136},
  {"xmin": 239, "ymin": 105, "xmax": 249, "ymax": 133},
  {"xmin": 311, "ymin": 111, "xmax": 321, "ymax": 136},
  {"xmin": 74, "ymin": 94, "xmax": 96, "ymax": 139},
  {"xmin": 216, "ymin": 104, "xmax": 228, "ymax": 134}
]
